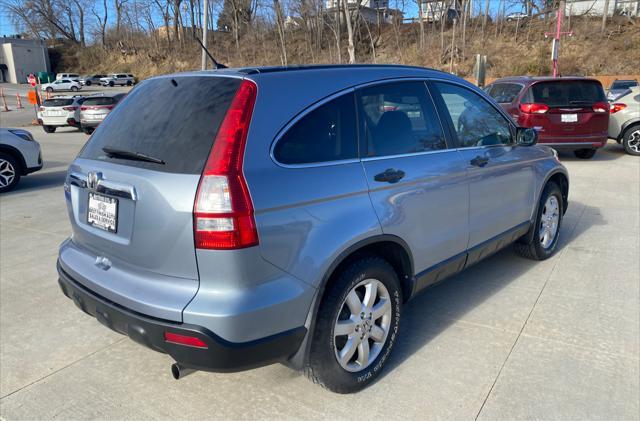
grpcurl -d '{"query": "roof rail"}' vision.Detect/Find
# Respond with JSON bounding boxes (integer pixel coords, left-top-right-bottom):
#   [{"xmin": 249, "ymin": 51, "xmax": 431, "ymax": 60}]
[{"xmin": 236, "ymin": 64, "xmax": 440, "ymax": 75}]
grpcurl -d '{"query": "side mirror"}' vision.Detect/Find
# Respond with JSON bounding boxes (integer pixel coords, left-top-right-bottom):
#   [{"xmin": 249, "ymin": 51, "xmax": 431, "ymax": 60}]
[{"xmin": 516, "ymin": 127, "xmax": 538, "ymax": 146}]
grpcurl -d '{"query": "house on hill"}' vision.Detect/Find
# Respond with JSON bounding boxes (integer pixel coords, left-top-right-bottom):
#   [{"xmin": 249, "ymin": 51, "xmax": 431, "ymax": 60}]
[{"xmin": 565, "ymin": 0, "xmax": 640, "ymax": 16}]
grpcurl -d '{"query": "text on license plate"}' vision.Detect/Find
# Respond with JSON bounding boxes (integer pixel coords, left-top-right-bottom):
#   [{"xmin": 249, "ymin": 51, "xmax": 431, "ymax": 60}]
[
  {"xmin": 561, "ymin": 114, "xmax": 578, "ymax": 123},
  {"xmin": 87, "ymin": 193, "xmax": 118, "ymax": 233}
]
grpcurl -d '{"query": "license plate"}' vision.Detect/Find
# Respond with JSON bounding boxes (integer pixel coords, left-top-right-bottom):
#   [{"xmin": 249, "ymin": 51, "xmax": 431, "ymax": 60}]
[
  {"xmin": 561, "ymin": 114, "xmax": 578, "ymax": 123},
  {"xmin": 46, "ymin": 111, "xmax": 64, "ymax": 116},
  {"xmin": 87, "ymin": 193, "xmax": 118, "ymax": 233}
]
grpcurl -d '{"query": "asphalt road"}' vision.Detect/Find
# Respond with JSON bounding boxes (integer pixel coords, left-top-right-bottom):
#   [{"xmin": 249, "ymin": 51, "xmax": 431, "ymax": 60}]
[{"xmin": 0, "ymin": 113, "xmax": 639, "ymax": 419}]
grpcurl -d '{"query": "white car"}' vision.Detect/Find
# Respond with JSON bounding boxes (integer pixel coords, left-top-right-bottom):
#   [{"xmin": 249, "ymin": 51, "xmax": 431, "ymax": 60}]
[
  {"xmin": 41, "ymin": 79, "xmax": 82, "ymax": 93},
  {"xmin": 100, "ymin": 73, "xmax": 135, "ymax": 87},
  {"xmin": 37, "ymin": 96, "xmax": 84, "ymax": 133},
  {"xmin": 56, "ymin": 73, "xmax": 81, "ymax": 81},
  {"xmin": 0, "ymin": 128, "xmax": 42, "ymax": 192}
]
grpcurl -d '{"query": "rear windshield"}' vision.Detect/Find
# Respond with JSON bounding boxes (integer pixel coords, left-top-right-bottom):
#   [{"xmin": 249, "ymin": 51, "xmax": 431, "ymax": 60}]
[
  {"xmin": 43, "ymin": 98, "xmax": 74, "ymax": 107},
  {"xmin": 79, "ymin": 76, "xmax": 240, "ymax": 174},
  {"xmin": 83, "ymin": 97, "xmax": 116, "ymax": 106},
  {"xmin": 611, "ymin": 80, "xmax": 637, "ymax": 90},
  {"xmin": 527, "ymin": 80, "xmax": 605, "ymax": 107}
]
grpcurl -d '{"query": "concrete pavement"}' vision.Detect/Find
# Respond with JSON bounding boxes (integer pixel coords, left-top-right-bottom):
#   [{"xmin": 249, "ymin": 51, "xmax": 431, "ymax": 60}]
[{"xmin": 0, "ymin": 126, "xmax": 638, "ymax": 420}]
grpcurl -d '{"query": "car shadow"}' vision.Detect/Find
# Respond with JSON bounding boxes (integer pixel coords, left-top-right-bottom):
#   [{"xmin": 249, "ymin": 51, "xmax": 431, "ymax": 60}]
[
  {"xmin": 375, "ymin": 199, "xmax": 605, "ymax": 382},
  {"xmin": 4, "ymin": 170, "xmax": 67, "ymax": 195},
  {"xmin": 557, "ymin": 142, "xmax": 626, "ymax": 162}
]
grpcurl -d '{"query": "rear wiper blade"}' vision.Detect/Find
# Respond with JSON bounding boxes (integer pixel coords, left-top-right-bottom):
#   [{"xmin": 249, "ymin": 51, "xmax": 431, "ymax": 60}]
[{"xmin": 102, "ymin": 146, "xmax": 165, "ymax": 165}]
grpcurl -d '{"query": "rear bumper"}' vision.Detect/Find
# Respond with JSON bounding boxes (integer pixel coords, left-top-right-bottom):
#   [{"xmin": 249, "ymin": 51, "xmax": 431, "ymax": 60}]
[
  {"xmin": 57, "ymin": 261, "xmax": 307, "ymax": 372},
  {"xmin": 538, "ymin": 134, "xmax": 608, "ymax": 150}
]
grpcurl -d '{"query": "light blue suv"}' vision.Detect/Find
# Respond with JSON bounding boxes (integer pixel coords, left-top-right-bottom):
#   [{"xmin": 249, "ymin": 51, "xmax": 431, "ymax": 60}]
[{"xmin": 57, "ymin": 65, "xmax": 569, "ymax": 393}]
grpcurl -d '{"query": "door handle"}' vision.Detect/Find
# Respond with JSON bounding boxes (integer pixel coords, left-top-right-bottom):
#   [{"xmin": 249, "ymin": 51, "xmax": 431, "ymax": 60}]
[
  {"xmin": 374, "ymin": 168, "xmax": 405, "ymax": 183},
  {"xmin": 470, "ymin": 156, "xmax": 489, "ymax": 167}
]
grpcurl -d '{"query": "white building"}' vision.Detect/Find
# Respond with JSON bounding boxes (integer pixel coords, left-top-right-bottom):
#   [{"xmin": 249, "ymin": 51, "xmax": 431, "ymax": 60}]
[
  {"xmin": 325, "ymin": 0, "xmax": 403, "ymax": 24},
  {"xmin": 0, "ymin": 37, "xmax": 50, "ymax": 84},
  {"xmin": 565, "ymin": 0, "xmax": 640, "ymax": 16},
  {"xmin": 417, "ymin": 0, "xmax": 461, "ymax": 22}
]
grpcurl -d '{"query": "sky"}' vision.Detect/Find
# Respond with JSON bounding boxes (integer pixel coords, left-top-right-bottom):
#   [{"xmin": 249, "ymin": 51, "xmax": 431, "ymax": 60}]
[{"xmin": 0, "ymin": 0, "xmax": 524, "ymax": 38}]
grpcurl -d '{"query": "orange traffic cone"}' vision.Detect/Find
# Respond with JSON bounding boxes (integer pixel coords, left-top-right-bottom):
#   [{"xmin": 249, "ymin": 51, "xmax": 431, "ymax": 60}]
[
  {"xmin": 1, "ymin": 88, "xmax": 10, "ymax": 112},
  {"xmin": 16, "ymin": 93, "xmax": 23, "ymax": 109}
]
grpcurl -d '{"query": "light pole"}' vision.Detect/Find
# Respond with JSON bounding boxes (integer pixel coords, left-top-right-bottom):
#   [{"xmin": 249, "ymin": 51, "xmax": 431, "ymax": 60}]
[{"xmin": 201, "ymin": 0, "xmax": 209, "ymax": 70}]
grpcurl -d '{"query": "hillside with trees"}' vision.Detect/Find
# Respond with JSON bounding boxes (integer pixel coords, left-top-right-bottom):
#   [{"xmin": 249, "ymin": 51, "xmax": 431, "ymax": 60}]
[{"xmin": 3, "ymin": 0, "xmax": 639, "ymax": 80}]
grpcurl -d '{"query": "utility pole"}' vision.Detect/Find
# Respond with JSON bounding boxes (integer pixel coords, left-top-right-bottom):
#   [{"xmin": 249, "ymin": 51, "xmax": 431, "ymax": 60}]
[
  {"xmin": 201, "ymin": 0, "xmax": 209, "ymax": 70},
  {"xmin": 544, "ymin": 0, "xmax": 572, "ymax": 77}
]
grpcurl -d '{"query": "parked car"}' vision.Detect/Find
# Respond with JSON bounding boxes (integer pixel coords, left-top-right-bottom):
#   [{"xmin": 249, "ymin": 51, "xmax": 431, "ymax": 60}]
[
  {"xmin": 506, "ymin": 12, "xmax": 528, "ymax": 21},
  {"xmin": 80, "ymin": 74, "xmax": 107, "ymax": 86},
  {"xmin": 0, "ymin": 128, "xmax": 42, "ymax": 192},
  {"xmin": 100, "ymin": 73, "xmax": 135, "ymax": 87},
  {"xmin": 608, "ymin": 86, "xmax": 640, "ymax": 156},
  {"xmin": 58, "ymin": 65, "xmax": 569, "ymax": 393},
  {"xmin": 56, "ymin": 73, "xmax": 81, "ymax": 82},
  {"xmin": 37, "ymin": 96, "xmax": 84, "ymax": 133},
  {"xmin": 41, "ymin": 79, "xmax": 83, "ymax": 93},
  {"xmin": 606, "ymin": 79, "xmax": 638, "ymax": 101},
  {"xmin": 486, "ymin": 76, "xmax": 609, "ymax": 159},
  {"xmin": 79, "ymin": 93, "xmax": 126, "ymax": 134}
]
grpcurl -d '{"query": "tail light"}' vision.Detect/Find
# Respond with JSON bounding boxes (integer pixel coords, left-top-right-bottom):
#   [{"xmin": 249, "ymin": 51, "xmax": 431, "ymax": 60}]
[
  {"xmin": 520, "ymin": 103, "xmax": 549, "ymax": 114},
  {"xmin": 592, "ymin": 102, "xmax": 609, "ymax": 113},
  {"xmin": 63, "ymin": 106, "xmax": 78, "ymax": 111},
  {"xmin": 80, "ymin": 106, "xmax": 87, "ymax": 111},
  {"xmin": 610, "ymin": 103, "xmax": 627, "ymax": 114},
  {"xmin": 193, "ymin": 80, "xmax": 258, "ymax": 250}
]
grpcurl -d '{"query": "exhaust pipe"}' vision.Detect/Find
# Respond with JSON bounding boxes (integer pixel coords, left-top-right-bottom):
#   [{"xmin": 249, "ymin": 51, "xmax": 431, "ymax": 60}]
[{"xmin": 171, "ymin": 363, "xmax": 196, "ymax": 380}]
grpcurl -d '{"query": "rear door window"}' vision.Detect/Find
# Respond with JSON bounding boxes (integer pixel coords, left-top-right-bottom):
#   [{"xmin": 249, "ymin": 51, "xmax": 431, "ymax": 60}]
[
  {"xmin": 486, "ymin": 83, "xmax": 523, "ymax": 103},
  {"xmin": 527, "ymin": 80, "xmax": 606, "ymax": 107},
  {"xmin": 79, "ymin": 76, "xmax": 240, "ymax": 174},
  {"xmin": 273, "ymin": 93, "xmax": 357, "ymax": 165},
  {"xmin": 357, "ymin": 81, "xmax": 446, "ymax": 157}
]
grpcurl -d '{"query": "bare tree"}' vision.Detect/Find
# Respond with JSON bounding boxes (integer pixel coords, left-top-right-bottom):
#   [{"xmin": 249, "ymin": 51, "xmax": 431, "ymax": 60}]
[
  {"xmin": 272, "ymin": 0, "xmax": 287, "ymax": 65},
  {"xmin": 92, "ymin": 0, "xmax": 108, "ymax": 46},
  {"xmin": 342, "ymin": 0, "xmax": 355, "ymax": 63}
]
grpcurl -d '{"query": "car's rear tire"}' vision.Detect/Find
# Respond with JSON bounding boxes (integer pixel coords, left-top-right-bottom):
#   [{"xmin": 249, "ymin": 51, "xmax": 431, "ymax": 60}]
[
  {"xmin": 0, "ymin": 153, "xmax": 21, "ymax": 193},
  {"xmin": 126, "ymin": 81, "xmax": 132, "ymax": 86},
  {"xmin": 82, "ymin": 127, "xmax": 94, "ymax": 135},
  {"xmin": 71, "ymin": 86, "xmax": 78, "ymax": 92},
  {"xmin": 46, "ymin": 87, "xmax": 53, "ymax": 93},
  {"xmin": 43, "ymin": 125, "xmax": 56, "ymax": 133},
  {"xmin": 622, "ymin": 125, "xmax": 640, "ymax": 156},
  {"xmin": 573, "ymin": 148, "xmax": 596, "ymax": 159},
  {"xmin": 305, "ymin": 256, "xmax": 402, "ymax": 393},
  {"xmin": 515, "ymin": 182, "xmax": 563, "ymax": 260},
  {"xmin": 85, "ymin": 80, "xmax": 92, "ymax": 86}
]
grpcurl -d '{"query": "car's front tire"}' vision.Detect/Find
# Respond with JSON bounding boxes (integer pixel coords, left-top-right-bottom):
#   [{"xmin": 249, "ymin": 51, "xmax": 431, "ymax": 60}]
[
  {"xmin": 43, "ymin": 125, "xmax": 56, "ymax": 133},
  {"xmin": 306, "ymin": 256, "xmax": 402, "ymax": 393},
  {"xmin": 515, "ymin": 182, "xmax": 563, "ymax": 260},
  {"xmin": 108, "ymin": 81, "xmax": 114, "ymax": 87},
  {"xmin": 82, "ymin": 127, "xmax": 94, "ymax": 135},
  {"xmin": 45, "ymin": 87, "xmax": 53, "ymax": 93},
  {"xmin": 85, "ymin": 80, "xmax": 92, "ymax": 86},
  {"xmin": 0, "ymin": 153, "xmax": 21, "ymax": 193},
  {"xmin": 622, "ymin": 125, "xmax": 640, "ymax": 156},
  {"xmin": 573, "ymin": 148, "xmax": 596, "ymax": 159}
]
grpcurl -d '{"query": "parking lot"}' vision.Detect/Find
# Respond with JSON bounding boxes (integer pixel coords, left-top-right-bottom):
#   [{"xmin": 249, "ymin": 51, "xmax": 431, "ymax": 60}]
[{"xmin": 1, "ymin": 109, "xmax": 639, "ymax": 419}]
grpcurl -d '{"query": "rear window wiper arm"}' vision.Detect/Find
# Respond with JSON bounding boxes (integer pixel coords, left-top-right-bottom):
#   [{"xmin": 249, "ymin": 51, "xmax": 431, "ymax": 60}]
[{"xmin": 102, "ymin": 146, "xmax": 165, "ymax": 165}]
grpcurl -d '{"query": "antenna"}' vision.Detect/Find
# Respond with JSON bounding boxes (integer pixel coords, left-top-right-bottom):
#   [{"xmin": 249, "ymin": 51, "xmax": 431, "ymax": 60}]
[{"xmin": 192, "ymin": 29, "xmax": 227, "ymax": 70}]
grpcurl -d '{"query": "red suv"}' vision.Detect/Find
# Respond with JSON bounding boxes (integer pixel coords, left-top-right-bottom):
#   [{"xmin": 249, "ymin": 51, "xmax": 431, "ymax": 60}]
[{"xmin": 486, "ymin": 77, "xmax": 609, "ymax": 159}]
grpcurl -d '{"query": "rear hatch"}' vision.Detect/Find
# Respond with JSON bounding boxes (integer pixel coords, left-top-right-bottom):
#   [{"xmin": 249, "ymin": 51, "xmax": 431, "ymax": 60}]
[
  {"xmin": 62, "ymin": 75, "xmax": 241, "ymax": 321},
  {"xmin": 520, "ymin": 79, "xmax": 608, "ymax": 139},
  {"xmin": 80, "ymin": 96, "xmax": 117, "ymax": 123},
  {"xmin": 40, "ymin": 98, "xmax": 76, "ymax": 123}
]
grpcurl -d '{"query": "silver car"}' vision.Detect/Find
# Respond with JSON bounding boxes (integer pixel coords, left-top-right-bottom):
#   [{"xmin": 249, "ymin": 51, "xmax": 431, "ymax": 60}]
[
  {"xmin": 58, "ymin": 65, "xmax": 568, "ymax": 393},
  {"xmin": 0, "ymin": 128, "xmax": 43, "ymax": 192},
  {"xmin": 37, "ymin": 96, "xmax": 84, "ymax": 133},
  {"xmin": 608, "ymin": 86, "xmax": 640, "ymax": 156},
  {"xmin": 79, "ymin": 93, "xmax": 126, "ymax": 134},
  {"xmin": 100, "ymin": 73, "xmax": 135, "ymax": 87}
]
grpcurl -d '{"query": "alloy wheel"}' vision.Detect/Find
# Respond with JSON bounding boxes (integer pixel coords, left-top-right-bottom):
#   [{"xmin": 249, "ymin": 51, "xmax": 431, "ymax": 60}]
[
  {"xmin": 0, "ymin": 158, "xmax": 16, "ymax": 188},
  {"xmin": 333, "ymin": 278, "xmax": 392, "ymax": 372},
  {"xmin": 627, "ymin": 129, "xmax": 640, "ymax": 154},
  {"xmin": 539, "ymin": 196, "xmax": 560, "ymax": 249}
]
